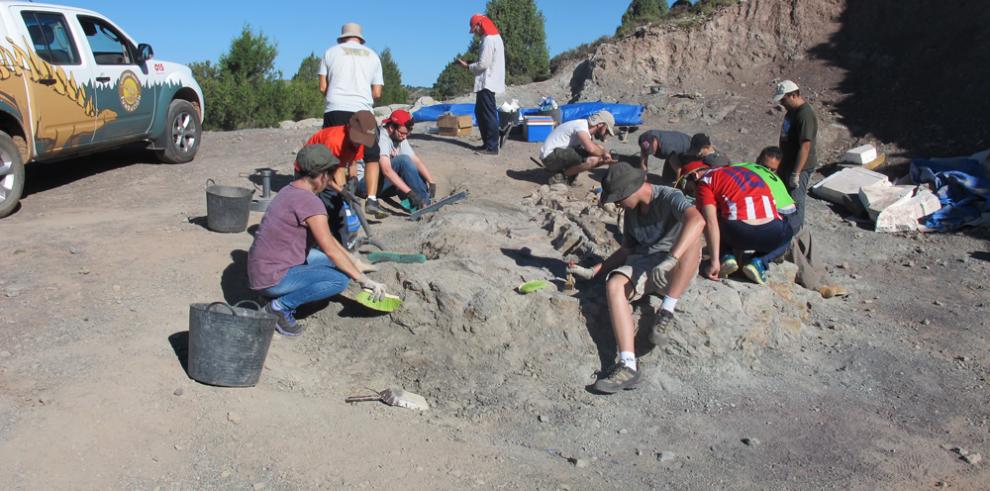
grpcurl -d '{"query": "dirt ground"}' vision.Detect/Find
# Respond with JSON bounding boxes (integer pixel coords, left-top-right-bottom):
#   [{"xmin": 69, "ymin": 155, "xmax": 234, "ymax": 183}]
[{"xmin": 1, "ymin": 105, "xmax": 988, "ymax": 489}]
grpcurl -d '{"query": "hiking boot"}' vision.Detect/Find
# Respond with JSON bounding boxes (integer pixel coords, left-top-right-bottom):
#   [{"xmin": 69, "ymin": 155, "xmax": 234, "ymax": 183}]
[
  {"xmin": 649, "ymin": 309, "xmax": 675, "ymax": 347},
  {"xmin": 592, "ymin": 363, "xmax": 641, "ymax": 394},
  {"xmin": 365, "ymin": 199, "xmax": 387, "ymax": 219},
  {"xmin": 475, "ymin": 148, "xmax": 499, "ymax": 156},
  {"xmin": 264, "ymin": 301, "xmax": 304, "ymax": 336},
  {"xmin": 719, "ymin": 254, "xmax": 739, "ymax": 278},
  {"xmin": 548, "ymin": 172, "xmax": 577, "ymax": 186},
  {"xmin": 742, "ymin": 257, "xmax": 768, "ymax": 285}
]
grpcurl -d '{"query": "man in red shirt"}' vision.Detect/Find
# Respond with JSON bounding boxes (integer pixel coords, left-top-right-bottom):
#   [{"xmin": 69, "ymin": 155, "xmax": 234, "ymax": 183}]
[
  {"xmin": 680, "ymin": 161, "xmax": 793, "ymax": 284},
  {"xmin": 301, "ymin": 111, "xmax": 385, "ymax": 218}
]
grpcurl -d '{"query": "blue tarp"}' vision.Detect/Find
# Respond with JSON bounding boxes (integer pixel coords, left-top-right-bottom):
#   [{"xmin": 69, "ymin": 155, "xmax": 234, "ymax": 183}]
[
  {"xmin": 910, "ymin": 156, "xmax": 990, "ymax": 231},
  {"xmin": 412, "ymin": 102, "xmax": 645, "ymax": 126}
]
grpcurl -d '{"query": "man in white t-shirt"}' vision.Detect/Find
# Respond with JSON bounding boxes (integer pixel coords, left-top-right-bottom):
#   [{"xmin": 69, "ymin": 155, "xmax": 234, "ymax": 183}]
[
  {"xmin": 319, "ymin": 23, "xmax": 389, "ymax": 218},
  {"xmin": 538, "ymin": 111, "xmax": 617, "ymax": 185},
  {"xmin": 356, "ymin": 110, "xmax": 434, "ymax": 212},
  {"xmin": 457, "ymin": 14, "xmax": 505, "ymax": 156}
]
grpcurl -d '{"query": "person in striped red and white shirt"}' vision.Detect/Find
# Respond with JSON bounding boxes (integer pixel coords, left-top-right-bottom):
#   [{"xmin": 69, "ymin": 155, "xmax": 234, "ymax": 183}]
[{"xmin": 680, "ymin": 161, "xmax": 793, "ymax": 285}]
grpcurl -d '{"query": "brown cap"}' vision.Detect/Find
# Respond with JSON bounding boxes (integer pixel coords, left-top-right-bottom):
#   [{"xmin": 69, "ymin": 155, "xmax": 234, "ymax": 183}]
[{"xmin": 347, "ymin": 111, "xmax": 378, "ymax": 147}]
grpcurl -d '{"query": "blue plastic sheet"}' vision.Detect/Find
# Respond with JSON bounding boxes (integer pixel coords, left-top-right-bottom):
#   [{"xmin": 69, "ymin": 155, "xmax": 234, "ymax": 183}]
[
  {"xmin": 910, "ymin": 157, "xmax": 990, "ymax": 231},
  {"xmin": 412, "ymin": 101, "xmax": 644, "ymax": 126}
]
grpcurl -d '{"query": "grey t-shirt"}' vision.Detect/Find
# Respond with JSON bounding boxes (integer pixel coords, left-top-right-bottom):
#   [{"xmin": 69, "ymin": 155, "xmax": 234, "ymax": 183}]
[
  {"xmin": 622, "ymin": 185, "xmax": 693, "ymax": 255},
  {"xmin": 639, "ymin": 130, "xmax": 692, "ymax": 159}
]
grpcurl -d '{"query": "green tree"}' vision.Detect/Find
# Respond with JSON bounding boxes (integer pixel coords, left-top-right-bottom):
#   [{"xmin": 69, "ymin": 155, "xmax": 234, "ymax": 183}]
[
  {"xmin": 486, "ymin": 0, "xmax": 550, "ymax": 84},
  {"xmin": 616, "ymin": 0, "xmax": 669, "ymax": 37},
  {"xmin": 432, "ymin": 50, "xmax": 477, "ymax": 100},
  {"xmin": 287, "ymin": 53, "xmax": 324, "ymax": 121},
  {"xmin": 379, "ymin": 48, "xmax": 410, "ymax": 105}
]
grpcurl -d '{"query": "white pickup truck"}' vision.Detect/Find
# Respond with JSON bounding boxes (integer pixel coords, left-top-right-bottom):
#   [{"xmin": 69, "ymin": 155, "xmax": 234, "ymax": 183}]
[{"xmin": 0, "ymin": 1, "xmax": 205, "ymax": 217}]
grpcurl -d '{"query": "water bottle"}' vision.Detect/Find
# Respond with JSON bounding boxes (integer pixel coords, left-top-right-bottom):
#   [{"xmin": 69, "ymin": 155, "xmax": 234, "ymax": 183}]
[{"xmin": 342, "ymin": 202, "xmax": 360, "ymax": 235}]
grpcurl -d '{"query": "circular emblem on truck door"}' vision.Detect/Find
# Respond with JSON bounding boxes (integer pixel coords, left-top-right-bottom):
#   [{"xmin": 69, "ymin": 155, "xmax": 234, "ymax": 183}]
[{"xmin": 118, "ymin": 71, "xmax": 142, "ymax": 112}]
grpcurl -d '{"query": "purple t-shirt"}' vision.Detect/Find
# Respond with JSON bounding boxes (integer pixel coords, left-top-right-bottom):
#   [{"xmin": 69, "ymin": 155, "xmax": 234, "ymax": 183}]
[{"xmin": 248, "ymin": 184, "xmax": 327, "ymax": 290}]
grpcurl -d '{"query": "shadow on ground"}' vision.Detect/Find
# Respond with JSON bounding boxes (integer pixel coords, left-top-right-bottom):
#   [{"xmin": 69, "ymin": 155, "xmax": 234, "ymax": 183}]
[
  {"xmin": 809, "ymin": 0, "xmax": 990, "ymax": 156},
  {"xmin": 22, "ymin": 144, "xmax": 155, "ymax": 198}
]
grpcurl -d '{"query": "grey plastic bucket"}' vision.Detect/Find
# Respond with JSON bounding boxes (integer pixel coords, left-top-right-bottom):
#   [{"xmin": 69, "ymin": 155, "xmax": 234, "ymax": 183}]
[
  {"xmin": 205, "ymin": 178, "xmax": 253, "ymax": 233},
  {"xmin": 188, "ymin": 301, "xmax": 276, "ymax": 387}
]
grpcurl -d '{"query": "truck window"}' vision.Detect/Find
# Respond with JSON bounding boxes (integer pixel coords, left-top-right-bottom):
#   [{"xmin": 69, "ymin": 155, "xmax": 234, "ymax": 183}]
[
  {"xmin": 21, "ymin": 11, "xmax": 81, "ymax": 65},
  {"xmin": 77, "ymin": 16, "xmax": 135, "ymax": 66}
]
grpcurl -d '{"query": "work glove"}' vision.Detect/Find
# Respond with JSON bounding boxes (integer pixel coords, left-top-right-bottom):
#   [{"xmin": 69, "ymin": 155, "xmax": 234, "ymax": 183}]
[
  {"xmin": 566, "ymin": 264, "xmax": 597, "ymax": 281},
  {"xmin": 788, "ymin": 172, "xmax": 801, "ymax": 189},
  {"xmin": 358, "ymin": 275, "xmax": 386, "ymax": 302},
  {"xmin": 403, "ymin": 191, "xmax": 425, "ymax": 210},
  {"xmin": 649, "ymin": 255, "xmax": 679, "ymax": 292},
  {"xmin": 428, "ymin": 182, "xmax": 438, "ymax": 200}
]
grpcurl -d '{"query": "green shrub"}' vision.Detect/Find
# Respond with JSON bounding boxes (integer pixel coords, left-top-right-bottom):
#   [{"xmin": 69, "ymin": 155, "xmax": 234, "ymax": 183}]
[{"xmin": 379, "ymin": 48, "xmax": 410, "ymax": 105}]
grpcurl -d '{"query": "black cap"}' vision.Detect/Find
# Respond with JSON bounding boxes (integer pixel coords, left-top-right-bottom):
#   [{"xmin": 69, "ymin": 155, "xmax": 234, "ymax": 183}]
[{"xmin": 601, "ymin": 162, "xmax": 646, "ymax": 204}]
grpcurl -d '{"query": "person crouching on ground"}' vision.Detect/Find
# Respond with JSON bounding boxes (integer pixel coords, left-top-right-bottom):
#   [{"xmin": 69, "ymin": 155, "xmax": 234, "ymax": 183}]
[
  {"xmin": 732, "ymin": 146, "xmax": 798, "ymax": 231},
  {"xmin": 679, "ymin": 161, "xmax": 793, "ymax": 285},
  {"xmin": 357, "ymin": 110, "xmax": 435, "ymax": 212},
  {"xmin": 249, "ymin": 144, "xmax": 391, "ymax": 336},
  {"xmin": 538, "ymin": 111, "xmax": 617, "ymax": 185},
  {"xmin": 568, "ymin": 162, "xmax": 704, "ymax": 394}
]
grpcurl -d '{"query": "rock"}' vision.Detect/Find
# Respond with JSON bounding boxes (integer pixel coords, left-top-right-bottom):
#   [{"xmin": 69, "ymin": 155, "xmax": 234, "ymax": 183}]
[
  {"xmin": 635, "ymin": 448, "xmax": 643, "ymax": 456},
  {"xmin": 657, "ymin": 451, "xmax": 676, "ymax": 463},
  {"xmin": 963, "ymin": 453, "xmax": 982, "ymax": 465},
  {"xmin": 570, "ymin": 457, "xmax": 589, "ymax": 468},
  {"xmin": 253, "ymin": 482, "xmax": 266, "ymax": 490},
  {"xmin": 550, "ymin": 183, "xmax": 569, "ymax": 193},
  {"xmin": 741, "ymin": 437, "xmax": 761, "ymax": 446},
  {"xmin": 618, "ymin": 428, "xmax": 628, "ymax": 435},
  {"xmin": 538, "ymin": 414, "xmax": 548, "ymax": 423},
  {"xmin": 173, "ymin": 388, "xmax": 184, "ymax": 396},
  {"xmin": 69, "ymin": 246, "xmax": 81, "ymax": 255},
  {"xmin": 4, "ymin": 287, "xmax": 21, "ymax": 298},
  {"xmin": 220, "ymin": 470, "xmax": 231, "ymax": 479},
  {"xmin": 227, "ymin": 411, "xmax": 241, "ymax": 424}
]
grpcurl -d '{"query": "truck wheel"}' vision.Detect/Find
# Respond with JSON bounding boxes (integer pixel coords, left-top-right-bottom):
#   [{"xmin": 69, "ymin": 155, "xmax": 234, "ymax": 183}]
[
  {"xmin": 156, "ymin": 99, "xmax": 201, "ymax": 164},
  {"xmin": 0, "ymin": 131, "xmax": 25, "ymax": 218}
]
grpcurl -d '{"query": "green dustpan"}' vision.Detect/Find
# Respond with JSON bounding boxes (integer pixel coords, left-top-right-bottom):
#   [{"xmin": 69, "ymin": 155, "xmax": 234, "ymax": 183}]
[
  {"xmin": 517, "ymin": 279, "xmax": 550, "ymax": 294},
  {"xmin": 354, "ymin": 289, "xmax": 403, "ymax": 312}
]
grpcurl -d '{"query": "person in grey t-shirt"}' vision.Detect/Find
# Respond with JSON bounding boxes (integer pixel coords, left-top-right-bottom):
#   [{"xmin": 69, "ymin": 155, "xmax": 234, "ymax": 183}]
[{"xmin": 567, "ymin": 162, "xmax": 705, "ymax": 394}]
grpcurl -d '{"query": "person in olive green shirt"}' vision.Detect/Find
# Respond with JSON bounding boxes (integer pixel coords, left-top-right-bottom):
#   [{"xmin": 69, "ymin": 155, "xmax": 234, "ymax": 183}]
[{"xmin": 774, "ymin": 80, "xmax": 817, "ymax": 232}]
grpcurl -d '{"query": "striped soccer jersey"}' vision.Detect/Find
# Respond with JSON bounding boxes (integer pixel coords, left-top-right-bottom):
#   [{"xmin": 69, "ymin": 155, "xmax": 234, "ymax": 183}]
[{"xmin": 695, "ymin": 166, "xmax": 780, "ymax": 221}]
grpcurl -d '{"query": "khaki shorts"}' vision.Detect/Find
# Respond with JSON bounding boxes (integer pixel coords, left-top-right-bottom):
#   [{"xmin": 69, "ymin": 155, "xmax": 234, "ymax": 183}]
[
  {"xmin": 541, "ymin": 147, "xmax": 589, "ymax": 173},
  {"xmin": 606, "ymin": 252, "xmax": 675, "ymax": 302}
]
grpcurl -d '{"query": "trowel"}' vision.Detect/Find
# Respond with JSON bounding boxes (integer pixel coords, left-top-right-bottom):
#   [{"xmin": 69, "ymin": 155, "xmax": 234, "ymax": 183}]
[{"xmin": 345, "ymin": 389, "xmax": 430, "ymax": 411}]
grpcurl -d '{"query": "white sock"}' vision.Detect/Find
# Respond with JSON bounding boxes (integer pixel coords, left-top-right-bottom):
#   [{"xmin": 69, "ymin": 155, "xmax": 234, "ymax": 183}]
[
  {"xmin": 368, "ymin": 195, "xmax": 377, "ymax": 201},
  {"xmin": 661, "ymin": 296, "xmax": 678, "ymax": 314},
  {"xmin": 619, "ymin": 351, "xmax": 637, "ymax": 371}
]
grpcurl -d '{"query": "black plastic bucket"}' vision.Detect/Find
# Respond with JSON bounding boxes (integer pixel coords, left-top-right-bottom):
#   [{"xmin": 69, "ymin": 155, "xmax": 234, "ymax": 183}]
[
  {"xmin": 188, "ymin": 301, "xmax": 276, "ymax": 387},
  {"xmin": 205, "ymin": 178, "xmax": 253, "ymax": 233}
]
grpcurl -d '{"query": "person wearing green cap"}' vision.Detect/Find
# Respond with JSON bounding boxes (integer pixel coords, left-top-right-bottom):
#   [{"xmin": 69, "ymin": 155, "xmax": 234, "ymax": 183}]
[
  {"xmin": 248, "ymin": 144, "xmax": 392, "ymax": 336},
  {"xmin": 567, "ymin": 162, "xmax": 705, "ymax": 393}
]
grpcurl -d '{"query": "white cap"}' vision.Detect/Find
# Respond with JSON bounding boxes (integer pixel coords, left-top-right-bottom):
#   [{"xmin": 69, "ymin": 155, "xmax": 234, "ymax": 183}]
[
  {"xmin": 773, "ymin": 80, "xmax": 799, "ymax": 102},
  {"xmin": 338, "ymin": 23, "xmax": 365, "ymax": 43}
]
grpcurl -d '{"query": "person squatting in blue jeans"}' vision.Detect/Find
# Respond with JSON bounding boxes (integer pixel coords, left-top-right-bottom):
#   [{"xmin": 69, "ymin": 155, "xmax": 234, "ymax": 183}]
[
  {"xmin": 357, "ymin": 109, "xmax": 436, "ymax": 212},
  {"xmin": 247, "ymin": 144, "xmax": 392, "ymax": 336}
]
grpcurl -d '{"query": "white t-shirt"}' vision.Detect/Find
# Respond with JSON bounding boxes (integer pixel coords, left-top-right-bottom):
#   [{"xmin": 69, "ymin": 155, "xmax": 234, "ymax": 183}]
[
  {"xmin": 319, "ymin": 41, "xmax": 384, "ymax": 113},
  {"xmin": 357, "ymin": 129, "xmax": 416, "ymax": 180},
  {"xmin": 469, "ymin": 34, "xmax": 505, "ymax": 94},
  {"xmin": 540, "ymin": 119, "xmax": 589, "ymax": 159}
]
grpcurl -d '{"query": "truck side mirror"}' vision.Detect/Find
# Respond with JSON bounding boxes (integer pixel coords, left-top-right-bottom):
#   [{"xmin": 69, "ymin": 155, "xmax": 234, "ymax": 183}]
[{"xmin": 137, "ymin": 43, "xmax": 154, "ymax": 63}]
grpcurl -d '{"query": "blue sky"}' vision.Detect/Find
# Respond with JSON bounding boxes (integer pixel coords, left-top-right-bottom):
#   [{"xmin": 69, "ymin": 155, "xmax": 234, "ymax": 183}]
[{"xmin": 54, "ymin": 1, "xmax": 647, "ymax": 87}]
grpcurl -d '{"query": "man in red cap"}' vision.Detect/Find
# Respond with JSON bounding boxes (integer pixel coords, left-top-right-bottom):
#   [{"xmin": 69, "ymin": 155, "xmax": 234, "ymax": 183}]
[
  {"xmin": 678, "ymin": 161, "xmax": 793, "ymax": 285},
  {"xmin": 356, "ymin": 110, "xmax": 433, "ymax": 211},
  {"xmin": 457, "ymin": 14, "xmax": 505, "ymax": 156}
]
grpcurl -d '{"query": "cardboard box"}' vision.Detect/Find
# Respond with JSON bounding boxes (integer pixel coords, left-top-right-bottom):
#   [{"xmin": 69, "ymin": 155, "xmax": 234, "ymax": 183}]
[{"xmin": 437, "ymin": 114, "xmax": 473, "ymax": 130}]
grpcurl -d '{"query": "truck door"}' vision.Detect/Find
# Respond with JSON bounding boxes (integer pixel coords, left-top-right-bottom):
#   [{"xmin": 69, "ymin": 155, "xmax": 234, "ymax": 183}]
[
  {"xmin": 75, "ymin": 15, "xmax": 157, "ymax": 143},
  {"xmin": 15, "ymin": 9, "xmax": 97, "ymax": 156}
]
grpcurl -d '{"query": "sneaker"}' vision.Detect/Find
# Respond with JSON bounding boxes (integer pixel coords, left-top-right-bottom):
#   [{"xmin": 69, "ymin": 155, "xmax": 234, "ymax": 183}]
[
  {"xmin": 264, "ymin": 301, "xmax": 304, "ymax": 336},
  {"xmin": 365, "ymin": 199, "xmax": 387, "ymax": 219},
  {"xmin": 475, "ymin": 148, "xmax": 499, "ymax": 156},
  {"xmin": 592, "ymin": 363, "xmax": 642, "ymax": 394},
  {"xmin": 719, "ymin": 254, "xmax": 739, "ymax": 278},
  {"xmin": 742, "ymin": 257, "xmax": 768, "ymax": 285},
  {"xmin": 548, "ymin": 173, "xmax": 577, "ymax": 186},
  {"xmin": 649, "ymin": 309, "xmax": 675, "ymax": 347}
]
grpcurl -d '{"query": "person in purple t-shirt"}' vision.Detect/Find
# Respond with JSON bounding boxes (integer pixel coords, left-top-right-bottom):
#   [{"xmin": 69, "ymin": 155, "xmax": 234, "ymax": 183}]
[{"xmin": 248, "ymin": 144, "xmax": 391, "ymax": 336}]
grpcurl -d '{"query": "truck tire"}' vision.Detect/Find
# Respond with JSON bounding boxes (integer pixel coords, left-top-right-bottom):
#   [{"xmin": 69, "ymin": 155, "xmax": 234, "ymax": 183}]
[
  {"xmin": 0, "ymin": 131, "xmax": 25, "ymax": 218},
  {"xmin": 156, "ymin": 99, "xmax": 201, "ymax": 164}
]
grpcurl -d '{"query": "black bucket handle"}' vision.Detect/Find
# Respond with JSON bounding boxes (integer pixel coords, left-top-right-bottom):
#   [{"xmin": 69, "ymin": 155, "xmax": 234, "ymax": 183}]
[
  {"xmin": 205, "ymin": 300, "xmax": 263, "ymax": 316},
  {"xmin": 206, "ymin": 178, "xmax": 216, "ymax": 189}
]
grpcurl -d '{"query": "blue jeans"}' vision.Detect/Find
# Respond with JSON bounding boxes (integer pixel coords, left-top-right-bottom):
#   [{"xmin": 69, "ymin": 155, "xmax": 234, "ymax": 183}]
[
  {"xmin": 785, "ymin": 168, "xmax": 814, "ymax": 233},
  {"xmin": 719, "ymin": 218, "xmax": 794, "ymax": 265},
  {"xmin": 475, "ymin": 89, "xmax": 499, "ymax": 151},
  {"xmin": 358, "ymin": 155, "xmax": 429, "ymax": 202},
  {"xmin": 259, "ymin": 249, "xmax": 349, "ymax": 310}
]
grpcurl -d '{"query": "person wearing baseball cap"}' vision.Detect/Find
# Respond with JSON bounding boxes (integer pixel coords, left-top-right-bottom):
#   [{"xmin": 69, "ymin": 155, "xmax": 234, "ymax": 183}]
[
  {"xmin": 537, "ymin": 110, "xmax": 618, "ymax": 185},
  {"xmin": 457, "ymin": 14, "xmax": 505, "ymax": 155},
  {"xmin": 355, "ymin": 110, "xmax": 435, "ymax": 213},
  {"xmin": 682, "ymin": 158, "xmax": 793, "ymax": 286},
  {"xmin": 773, "ymin": 79, "xmax": 818, "ymax": 233},
  {"xmin": 248, "ymin": 144, "xmax": 393, "ymax": 336},
  {"xmin": 568, "ymin": 162, "xmax": 704, "ymax": 394},
  {"xmin": 638, "ymin": 128, "xmax": 691, "ymax": 180}
]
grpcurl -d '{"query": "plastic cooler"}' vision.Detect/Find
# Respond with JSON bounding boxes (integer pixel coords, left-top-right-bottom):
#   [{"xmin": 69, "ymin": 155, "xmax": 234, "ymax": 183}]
[{"xmin": 524, "ymin": 116, "xmax": 554, "ymax": 142}]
